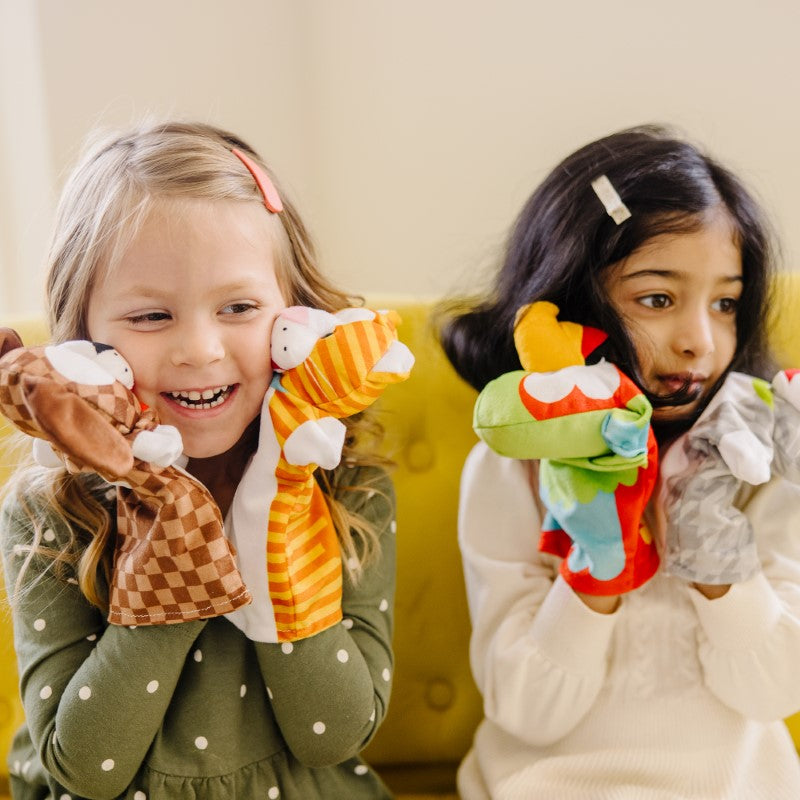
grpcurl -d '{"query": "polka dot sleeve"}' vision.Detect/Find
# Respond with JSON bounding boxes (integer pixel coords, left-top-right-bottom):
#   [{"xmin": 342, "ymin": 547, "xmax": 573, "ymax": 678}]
[
  {"xmin": 1, "ymin": 493, "xmax": 208, "ymax": 799},
  {"xmin": 253, "ymin": 466, "xmax": 397, "ymax": 767}
]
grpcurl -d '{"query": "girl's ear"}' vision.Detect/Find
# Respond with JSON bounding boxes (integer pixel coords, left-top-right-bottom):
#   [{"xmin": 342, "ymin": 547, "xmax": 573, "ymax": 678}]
[{"xmin": 0, "ymin": 327, "xmax": 24, "ymax": 359}]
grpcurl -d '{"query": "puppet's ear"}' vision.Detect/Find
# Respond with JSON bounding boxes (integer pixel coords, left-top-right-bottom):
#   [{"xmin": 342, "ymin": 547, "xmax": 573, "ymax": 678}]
[
  {"xmin": 0, "ymin": 328, "xmax": 24, "ymax": 359},
  {"xmin": 20, "ymin": 374, "xmax": 134, "ymax": 479}
]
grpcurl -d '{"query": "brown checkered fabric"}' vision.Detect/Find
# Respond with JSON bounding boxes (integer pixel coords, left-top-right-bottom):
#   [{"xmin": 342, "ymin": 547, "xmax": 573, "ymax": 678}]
[
  {"xmin": 110, "ymin": 464, "xmax": 250, "ymax": 625},
  {"xmin": 0, "ymin": 344, "xmax": 251, "ymax": 625}
]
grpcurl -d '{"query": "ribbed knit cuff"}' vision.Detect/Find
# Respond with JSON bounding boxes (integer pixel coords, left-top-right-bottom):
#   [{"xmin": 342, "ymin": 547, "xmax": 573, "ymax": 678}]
[
  {"xmin": 530, "ymin": 574, "xmax": 618, "ymax": 672},
  {"xmin": 689, "ymin": 571, "xmax": 781, "ymax": 650}
]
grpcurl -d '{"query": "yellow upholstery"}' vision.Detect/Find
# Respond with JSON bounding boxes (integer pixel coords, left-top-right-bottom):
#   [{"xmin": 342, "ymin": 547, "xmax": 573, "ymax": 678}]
[
  {"xmin": 3, "ymin": 280, "xmax": 800, "ymax": 799},
  {"xmin": 361, "ymin": 302, "xmax": 481, "ymax": 798}
]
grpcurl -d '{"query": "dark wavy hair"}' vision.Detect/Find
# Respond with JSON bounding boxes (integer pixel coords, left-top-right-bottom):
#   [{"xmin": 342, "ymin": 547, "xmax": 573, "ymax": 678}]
[{"xmin": 440, "ymin": 125, "xmax": 777, "ymax": 421}]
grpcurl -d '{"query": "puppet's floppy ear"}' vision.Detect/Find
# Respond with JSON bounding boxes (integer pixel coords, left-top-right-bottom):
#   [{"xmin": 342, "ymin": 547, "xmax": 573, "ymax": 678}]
[
  {"xmin": 20, "ymin": 374, "xmax": 134, "ymax": 479},
  {"xmin": 0, "ymin": 328, "xmax": 24, "ymax": 359}
]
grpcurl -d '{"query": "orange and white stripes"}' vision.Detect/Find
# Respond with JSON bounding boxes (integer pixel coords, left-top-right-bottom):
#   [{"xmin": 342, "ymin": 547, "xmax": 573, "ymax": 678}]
[
  {"xmin": 267, "ymin": 393, "xmax": 343, "ymax": 640},
  {"xmin": 264, "ymin": 310, "xmax": 412, "ymax": 641},
  {"xmin": 280, "ymin": 314, "xmax": 407, "ymax": 417}
]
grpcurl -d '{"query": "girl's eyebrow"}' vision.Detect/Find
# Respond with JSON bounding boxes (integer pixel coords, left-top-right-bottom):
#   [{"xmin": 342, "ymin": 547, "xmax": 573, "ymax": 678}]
[
  {"xmin": 618, "ymin": 269, "xmax": 674, "ymax": 281},
  {"xmin": 619, "ymin": 268, "xmax": 743, "ymax": 284},
  {"xmin": 118, "ymin": 281, "xmax": 265, "ymax": 298},
  {"xmin": 119, "ymin": 285, "xmax": 166, "ymax": 299}
]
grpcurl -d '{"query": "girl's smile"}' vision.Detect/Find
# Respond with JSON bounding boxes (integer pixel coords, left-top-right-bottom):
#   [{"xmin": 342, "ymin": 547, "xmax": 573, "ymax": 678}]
[
  {"xmin": 86, "ymin": 197, "xmax": 287, "ymax": 461},
  {"xmin": 164, "ymin": 384, "xmax": 236, "ymax": 412}
]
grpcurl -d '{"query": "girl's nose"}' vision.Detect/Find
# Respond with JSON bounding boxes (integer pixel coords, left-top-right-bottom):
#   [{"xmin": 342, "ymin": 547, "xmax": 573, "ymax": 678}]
[
  {"xmin": 673, "ymin": 309, "xmax": 714, "ymax": 358},
  {"xmin": 170, "ymin": 325, "xmax": 225, "ymax": 367}
]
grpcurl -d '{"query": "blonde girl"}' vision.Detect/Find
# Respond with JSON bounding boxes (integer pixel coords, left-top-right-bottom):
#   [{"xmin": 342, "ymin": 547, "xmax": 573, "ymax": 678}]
[{"xmin": 1, "ymin": 121, "xmax": 396, "ymax": 800}]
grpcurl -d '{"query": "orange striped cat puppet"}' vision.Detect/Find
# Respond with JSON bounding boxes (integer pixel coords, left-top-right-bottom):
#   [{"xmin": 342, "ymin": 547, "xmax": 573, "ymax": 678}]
[{"xmin": 225, "ymin": 306, "xmax": 414, "ymax": 643}]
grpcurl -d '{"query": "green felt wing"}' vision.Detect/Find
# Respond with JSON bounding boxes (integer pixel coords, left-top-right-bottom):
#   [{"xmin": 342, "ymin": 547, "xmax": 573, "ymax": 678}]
[{"xmin": 473, "ymin": 371, "xmax": 614, "ymax": 460}]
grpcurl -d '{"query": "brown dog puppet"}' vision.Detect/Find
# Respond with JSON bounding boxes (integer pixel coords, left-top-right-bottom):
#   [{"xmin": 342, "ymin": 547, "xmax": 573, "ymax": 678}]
[{"xmin": 0, "ymin": 329, "xmax": 251, "ymax": 625}]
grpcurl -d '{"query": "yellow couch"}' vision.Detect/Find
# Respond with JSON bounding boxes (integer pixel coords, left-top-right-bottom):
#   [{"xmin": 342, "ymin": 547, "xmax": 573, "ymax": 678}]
[{"xmin": 4, "ymin": 285, "xmax": 800, "ymax": 799}]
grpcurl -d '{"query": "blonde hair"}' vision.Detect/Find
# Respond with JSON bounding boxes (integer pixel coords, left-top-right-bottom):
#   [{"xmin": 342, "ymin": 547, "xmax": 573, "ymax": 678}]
[{"xmin": 5, "ymin": 120, "xmax": 388, "ymax": 608}]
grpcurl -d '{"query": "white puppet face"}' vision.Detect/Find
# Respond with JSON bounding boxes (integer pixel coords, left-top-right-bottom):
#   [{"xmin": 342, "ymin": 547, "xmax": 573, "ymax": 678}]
[
  {"xmin": 271, "ymin": 317, "xmax": 317, "ymax": 370},
  {"xmin": 45, "ymin": 341, "xmax": 134, "ymax": 389},
  {"xmin": 271, "ymin": 307, "xmax": 339, "ymax": 371},
  {"xmin": 93, "ymin": 346, "xmax": 134, "ymax": 388}
]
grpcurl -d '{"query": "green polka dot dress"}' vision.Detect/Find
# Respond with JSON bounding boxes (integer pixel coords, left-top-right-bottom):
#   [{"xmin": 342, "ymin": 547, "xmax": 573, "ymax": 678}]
[{"xmin": 2, "ymin": 466, "xmax": 396, "ymax": 799}]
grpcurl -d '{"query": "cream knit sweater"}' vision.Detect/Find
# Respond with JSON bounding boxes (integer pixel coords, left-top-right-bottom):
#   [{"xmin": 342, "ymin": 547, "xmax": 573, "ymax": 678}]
[{"xmin": 457, "ymin": 443, "xmax": 800, "ymax": 800}]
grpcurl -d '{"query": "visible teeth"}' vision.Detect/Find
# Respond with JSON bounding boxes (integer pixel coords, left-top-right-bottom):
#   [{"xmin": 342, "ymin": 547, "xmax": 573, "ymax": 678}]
[{"xmin": 168, "ymin": 385, "xmax": 231, "ymax": 408}]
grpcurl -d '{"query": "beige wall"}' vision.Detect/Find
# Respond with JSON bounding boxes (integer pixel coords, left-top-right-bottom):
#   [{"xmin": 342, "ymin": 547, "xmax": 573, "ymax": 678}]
[{"xmin": 2, "ymin": 0, "xmax": 799, "ymax": 317}]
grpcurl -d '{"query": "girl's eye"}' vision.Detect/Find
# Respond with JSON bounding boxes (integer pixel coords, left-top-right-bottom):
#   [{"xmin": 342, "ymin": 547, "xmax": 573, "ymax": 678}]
[
  {"xmin": 127, "ymin": 312, "xmax": 170, "ymax": 325},
  {"xmin": 638, "ymin": 294, "xmax": 672, "ymax": 310},
  {"xmin": 712, "ymin": 297, "xmax": 738, "ymax": 314},
  {"xmin": 221, "ymin": 302, "xmax": 258, "ymax": 315}
]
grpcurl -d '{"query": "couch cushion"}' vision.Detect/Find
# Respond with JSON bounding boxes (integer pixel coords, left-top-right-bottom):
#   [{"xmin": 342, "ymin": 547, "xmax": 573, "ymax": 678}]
[{"xmin": 362, "ymin": 301, "xmax": 482, "ymax": 791}]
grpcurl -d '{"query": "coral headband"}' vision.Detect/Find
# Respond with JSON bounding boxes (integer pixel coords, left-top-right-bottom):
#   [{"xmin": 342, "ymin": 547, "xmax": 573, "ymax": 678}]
[{"xmin": 231, "ymin": 147, "xmax": 283, "ymax": 213}]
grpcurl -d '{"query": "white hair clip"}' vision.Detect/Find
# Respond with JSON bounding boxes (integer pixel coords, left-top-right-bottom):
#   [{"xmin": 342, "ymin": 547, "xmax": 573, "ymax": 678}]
[{"xmin": 591, "ymin": 175, "xmax": 631, "ymax": 225}]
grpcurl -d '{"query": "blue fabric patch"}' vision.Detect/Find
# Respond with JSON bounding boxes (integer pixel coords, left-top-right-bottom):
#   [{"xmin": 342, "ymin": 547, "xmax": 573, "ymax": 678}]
[
  {"xmin": 541, "ymin": 481, "xmax": 626, "ymax": 580},
  {"xmin": 601, "ymin": 411, "xmax": 648, "ymax": 459}
]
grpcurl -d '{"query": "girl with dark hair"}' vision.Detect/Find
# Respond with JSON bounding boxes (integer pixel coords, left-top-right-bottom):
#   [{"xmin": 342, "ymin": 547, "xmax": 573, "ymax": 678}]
[{"xmin": 441, "ymin": 125, "xmax": 800, "ymax": 798}]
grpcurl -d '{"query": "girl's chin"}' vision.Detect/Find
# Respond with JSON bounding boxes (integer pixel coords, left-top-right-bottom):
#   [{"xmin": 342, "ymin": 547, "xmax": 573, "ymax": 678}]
[
  {"xmin": 182, "ymin": 443, "xmax": 237, "ymax": 462},
  {"xmin": 181, "ymin": 423, "xmax": 260, "ymax": 464}
]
